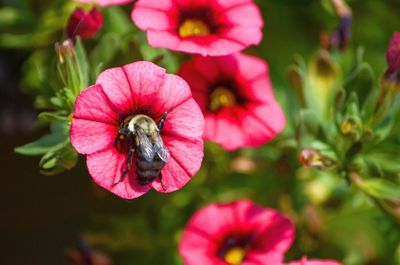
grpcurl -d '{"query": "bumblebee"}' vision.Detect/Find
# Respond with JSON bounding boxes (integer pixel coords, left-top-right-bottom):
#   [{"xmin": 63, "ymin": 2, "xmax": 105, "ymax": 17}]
[{"xmin": 115, "ymin": 112, "xmax": 169, "ymax": 185}]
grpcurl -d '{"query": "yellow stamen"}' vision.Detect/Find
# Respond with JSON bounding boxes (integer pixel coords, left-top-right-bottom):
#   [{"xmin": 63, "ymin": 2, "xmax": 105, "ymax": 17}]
[
  {"xmin": 179, "ymin": 19, "xmax": 210, "ymax": 38},
  {"xmin": 209, "ymin": 86, "xmax": 236, "ymax": 112},
  {"xmin": 224, "ymin": 247, "xmax": 246, "ymax": 265}
]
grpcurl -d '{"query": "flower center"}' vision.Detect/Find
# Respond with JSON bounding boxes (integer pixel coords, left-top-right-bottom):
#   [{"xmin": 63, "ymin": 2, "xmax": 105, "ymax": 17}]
[
  {"xmin": 217, "ymin": 235, "xmax": 251, "ymax": 265},
  {"xmin": 179, "ymin": 19, "xmax": 210, "ymax": 38},
  {"xmin": 224, "ymin": 247, "xmax": 246, "ymax": 265},
  {"xmin": 209, "ymin": 86, "xmax": 236, "ymax": 112}
]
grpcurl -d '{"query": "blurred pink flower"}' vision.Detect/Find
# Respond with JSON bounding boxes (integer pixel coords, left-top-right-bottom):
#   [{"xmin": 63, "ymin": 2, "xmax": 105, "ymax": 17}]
[
  {"xmin": 131, "ymin": 0, "xmax": 263, "ymax": 56},
  {"xmin": 178, "ymin": 53, "xmax": 286, "ymax": 150},
  {"xmin": 67, "ymin": 8, "xmax": 103, "ymax": 39},
  {"xmin": 287, "ymin": 257, "xmax": 342, "ymax": 265},
  {"xmin": 70, "ymin": 61, "xmax": 204, "ymax": 199},
  {"xmin": 385, "ymin": 32, "xmax": 400, "ymax": 78},
  {"xmin": 179, "ymin": 200, "xmax": 295, "ymax": 265},
  {"xmin": 76, "ymin": 0, "xmax": 134, "ymax": 7}
]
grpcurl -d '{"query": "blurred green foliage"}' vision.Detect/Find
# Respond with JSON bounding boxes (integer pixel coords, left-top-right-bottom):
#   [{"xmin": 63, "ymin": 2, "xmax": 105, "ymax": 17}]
[{"xmin": 1, "ymin": 0, "xmax": 400, "ymax": 264}]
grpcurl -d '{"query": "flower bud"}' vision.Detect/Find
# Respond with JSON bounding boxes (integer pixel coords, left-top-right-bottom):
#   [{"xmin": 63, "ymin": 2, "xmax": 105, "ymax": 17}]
[
  {"xmin": 299, "ymin": 149, "xmax": 325, "ymax": 168},
  {"xmin": 320, "ymin": 0, "xmax": 352, "ymax": 51},
  {"xmin": 382, "ymin": 32, "xmax": 400, "ymax": 90},
  {"xmin": 375, "ymin": 33, "xmax": 400, "ymax": 121},
  {"xmin": 55, "ymin": 39, "xmax": 74, "ymax": 64},
  {"xmin": 67, "ymin": 8, "xmax": 103, "ymax": 40}
]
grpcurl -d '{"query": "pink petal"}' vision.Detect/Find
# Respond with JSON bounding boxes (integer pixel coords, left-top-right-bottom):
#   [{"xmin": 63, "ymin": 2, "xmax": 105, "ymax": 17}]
[
  {"xmin": 70, "ymin": 118, "xmax": 118, "ymax": 155},
  {"xmin": 162, "ymin": 98, "xmax": 204, "ymax": 140},
  {"xmin": 131, "ymin": 5, "xmax": 175, "ymax": 31},
  {"xmin": 134, "ymin": 0, "xmax": 174, "ymax": 11},
  {"xmin": 235, "ymin": 53, "xmax": 268, "ymax": 82},
  {"xmin": 248, "ymin": 211, "xmax": 295, "ymax": 262},
  {"xmin": 152, "ymin": 134, "xmax": 203, "ymax": 192},
  {"xmin": 287, "ymin": 257, "xmax": 342, "ymax": 265},
  {"xmin": 76, "ymin": 0, "xmax": 133, "ymax": 6},
  {"xmin": 72, "ymin": 84, "xmax": 119, "ymax": 124},
  {"xmin": 155, "ymin": 73, "xmax": 192, "ymax": 114},
  {"xmin": 222, "ymin": 2, "xmax": 263, "ymax": 27},
  {"xmin": 96, "ymin": 67, "xmax": 134, "ymax": 116},
  {"xmin": 215, "ymin": 0, "xmax": 249, "ymax": 9},
  {"xmin": 147, "ymin": 30, "xmax": 245, "ymax": 56},
  {"xmin": 184, "ymin": 203, "xmax": 237, "ymax": 238},
  {"xmin": 87, "ymin": 147, "xmax": 152, "ymax": 199},
  {"xmin": 70, "ymin": 84, "xmax": 120, "ymax": 154},
  {"xmin": 210, "ymin": 109, "xmax": 246, "ymax": 151},
  {"xmin": 122, "ymin": 61, "xmax": 166, "ymax": 112},
  {"xmin": 239, "ymin": 74, "xmax": 275, "ymax": 103},
  {"xmin": 191, "ymin": 56, "xmax": 224, "ymax": 83},
  {"xmin": 249, "ymin": 103, "xmax": 286, "ymax": 139}
]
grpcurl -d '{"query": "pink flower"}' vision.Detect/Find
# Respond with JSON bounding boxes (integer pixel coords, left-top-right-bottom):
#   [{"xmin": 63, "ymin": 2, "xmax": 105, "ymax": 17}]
[
  {"xmin": 131, "ymin": 0, "xmax": 263, "ymax": 56},
  {"xmin": 70, "ymin": 61, "xmax": 204, "ymax": 199},
  {"xmin": 179, "ymin": 200, "xmax": 295, "ymax": 265},
  {"xmin": 287, "ymin": 257, "xmax": 342, "ymax": 265},
  {"xmin": 67, "ymin": 8, "xmax": 103, "ymax": 40},
  {"xmin": 76, "ymin": 0, "xmax": 134, "ymax": 7},
  {"xmin": 178, "ymin": 53, "xmax": 286, "ymax": 151},
  {"xmin": 385, "ymin": 32, "xmax": 400, "ymax": 80}
]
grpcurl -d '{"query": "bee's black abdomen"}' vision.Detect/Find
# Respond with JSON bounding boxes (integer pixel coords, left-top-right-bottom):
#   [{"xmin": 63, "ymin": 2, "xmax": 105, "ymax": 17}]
[{"xmin": 136, "ymin": 156, "xmax": 165, "ymax": 185}]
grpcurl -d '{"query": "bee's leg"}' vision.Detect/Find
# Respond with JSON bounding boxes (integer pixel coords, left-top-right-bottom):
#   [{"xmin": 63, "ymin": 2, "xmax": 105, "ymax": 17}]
[
  {"xmin": 158, "ymin": 112, "xmax": 168, "ymax": 130},
  {"xmin": 159, "ymin": 174, "xmax": 167, "ymax": 191},
  {"xmin": 115, "ymin": 148, "xmax": 134, "ymax": 186}
]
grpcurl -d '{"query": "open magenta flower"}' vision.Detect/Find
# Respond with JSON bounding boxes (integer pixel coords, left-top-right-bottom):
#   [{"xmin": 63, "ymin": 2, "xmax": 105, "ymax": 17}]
[
  {"xmin": 179, "ymin": 200, "xmax": 295, "ymax": 265},
  {"xmin": 178, "ymin": 53, "xmax": 286, "ymax": 150},
  {"xmin": 70, "ymin": 61, "xmax": 204, "ymax": 199},
  {"xmin": 131, "ymin": 0, "xmax": 263, "ymax": 56},
  {"xmin": 287, "ymin": 257, "xmax": 342, "ymax": 265},
  {"xmin": 76, "ymin": 0, "xmax": 134, "ymax": 6},
  {"xmin": 67, "ymin": 8, "xmax": 103, "ymax": 40}
]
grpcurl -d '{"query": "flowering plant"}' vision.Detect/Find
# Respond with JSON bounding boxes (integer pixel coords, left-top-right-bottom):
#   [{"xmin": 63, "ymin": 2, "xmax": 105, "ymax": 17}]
[{"xmin": 2, "ymin": 0, "xmax": 400, "ymax": 264}]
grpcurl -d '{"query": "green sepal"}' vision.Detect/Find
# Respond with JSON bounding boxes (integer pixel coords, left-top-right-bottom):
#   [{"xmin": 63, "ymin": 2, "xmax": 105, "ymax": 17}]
[{"xmin": 39, "ymin": 142, "xmax": 78, "ymax": 175}]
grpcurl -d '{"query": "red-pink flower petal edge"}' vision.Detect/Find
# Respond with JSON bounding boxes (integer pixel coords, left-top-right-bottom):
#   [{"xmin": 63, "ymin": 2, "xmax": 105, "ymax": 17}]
[
  {"xmin": 179, "ymin": 200, "xmax": 295, "ymax": 265},
  {"xmin": 70, "ymin": 61, "xmax": 204, "ymax": 199},
  {"xmin": 287, "ymin": 257, "xmax": 342, "ymax": 265},
  {"xmin": 131, "ymin": 0, "xmax": 263, "ymax": 56},
  {"xmin": 178, "ymin": 53, "xmax": 286, "ymax": 151},
  {"xmin": 76, "ymin": 0, "xmax": 133, "ymax": 6}
]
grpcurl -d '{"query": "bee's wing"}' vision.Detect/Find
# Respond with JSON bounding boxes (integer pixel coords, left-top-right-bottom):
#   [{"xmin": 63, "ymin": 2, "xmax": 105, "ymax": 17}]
[
  {"xmin": 154, "ymin": 134, "xmax": 170, "ymax": 163},
  {"xmin": 136, "ymin": 127, "xmax": 156, "ymax": 161}
]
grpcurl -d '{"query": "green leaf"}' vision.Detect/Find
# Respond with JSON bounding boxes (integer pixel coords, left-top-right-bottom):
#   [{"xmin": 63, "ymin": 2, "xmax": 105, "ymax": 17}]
[
  {"xmin": 90, "ymin": 32, "xmax": 120, "ymax": 79},
  {"xmin": 359, "ymin": 178, "xmax": 400, "ymax": 201},
  {"xmin": 14, "ymin": 132, "xmax": 67, "ymax": 155},
  {"xmin": 74, "ymin": 37, "xmax": 89, "ymax": 93},
  {"xmin": 103, "ymin": 6, "xmax": 134, "ymax": 36},
  {"xmin": 14, "ymin": 120, "xmax": 69, "ymax": 155},
  {"xmin": 38, "ymin": 111, "xmax": 68, "ymax": 122},
  {"xmin": 373, "ymin": 116, "xmax": 394, "ymax": 142}
]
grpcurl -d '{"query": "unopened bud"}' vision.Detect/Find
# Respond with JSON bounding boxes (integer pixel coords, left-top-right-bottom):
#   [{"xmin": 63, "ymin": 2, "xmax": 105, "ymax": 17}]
[
  {"xmin": 383, "ymin": 32, "xmax": 400, "ymax": 87},
  {"xmin": 55, "ymin": 39, "xmax": 74, "ymax": 64},
  {"xmin": 231, "ymin": 156, "xmax": 257, "ymax": 174},
  {"xmin": 375, "ymin": 32, "xmax": 400, "ymax": 121},
  {"xmin": 67, "ymin": 8, "xmax": 103, "ymax": 40},
  {"xmin": 299, "ymin": 149, "xmax": 325, "ymax": 168},
  {"xmin": 340, "ymin": 117, "xmax": 360, "ymax": 139},
  {"xmin": 320, "ymin": 0, "xmax": 352, "ymax": 51}
]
